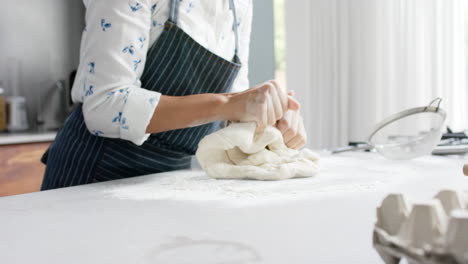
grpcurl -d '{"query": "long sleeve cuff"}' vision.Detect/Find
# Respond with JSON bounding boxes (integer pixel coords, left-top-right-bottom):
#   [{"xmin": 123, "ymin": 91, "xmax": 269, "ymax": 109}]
[{"xmin": 120, "ymin": 88, "xmax": 161, "ymax": 145}]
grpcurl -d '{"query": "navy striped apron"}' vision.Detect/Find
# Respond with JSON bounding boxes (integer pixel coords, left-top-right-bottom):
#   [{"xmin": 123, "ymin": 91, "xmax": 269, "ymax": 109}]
[{"xmin": 41, "ymin": 0, "xmax": 242, "ymax": 190}]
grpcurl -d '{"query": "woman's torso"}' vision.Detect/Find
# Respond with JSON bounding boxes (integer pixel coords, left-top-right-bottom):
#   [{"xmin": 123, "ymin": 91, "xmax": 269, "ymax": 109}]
[
  {"xmin": 73, "ymin": 0, "xmax": 252, "ymax": 103},
  {"xmin": 41, "ymin": 0, "xmax": 251, "ymax": 190}
]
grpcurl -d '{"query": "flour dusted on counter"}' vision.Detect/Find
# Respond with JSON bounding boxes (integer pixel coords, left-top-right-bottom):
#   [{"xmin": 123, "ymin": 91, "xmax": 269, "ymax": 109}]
[
  {"xmin": 105, "ymin": 169, "xmax": 384, "ymax": 204},
  {"xmin": 195, "ymin": 122, "xmax": 320, "ymax": 180},
  {"xmin": 102, "ymin": 153, "xmax": 463, "ymax": 204}
]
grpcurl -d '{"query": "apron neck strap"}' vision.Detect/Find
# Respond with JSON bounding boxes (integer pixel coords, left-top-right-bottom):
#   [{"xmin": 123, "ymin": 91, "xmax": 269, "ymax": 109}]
[
  {"xmin": 229, "ymin": 0, "xmax": 240, "ymax": 56},
  {"xmin": 169, "ymin": 0, "xmax": 180, "ymax": 24},
  {"xmin": 169, "ymin": 0, "xmax": 240, "ymax": 56}
]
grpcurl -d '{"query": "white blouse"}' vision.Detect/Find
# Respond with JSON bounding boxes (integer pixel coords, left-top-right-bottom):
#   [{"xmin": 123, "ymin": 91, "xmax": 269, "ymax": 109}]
[{"xmin": 72, "ymin": 0, "xmax": 253, "ymax": 145}]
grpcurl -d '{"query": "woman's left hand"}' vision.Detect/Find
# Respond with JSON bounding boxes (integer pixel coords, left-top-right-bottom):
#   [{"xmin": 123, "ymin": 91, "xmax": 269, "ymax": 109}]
[{"xmin": 276, "ymin": 93, "xmax": 307, "ymax": 150}]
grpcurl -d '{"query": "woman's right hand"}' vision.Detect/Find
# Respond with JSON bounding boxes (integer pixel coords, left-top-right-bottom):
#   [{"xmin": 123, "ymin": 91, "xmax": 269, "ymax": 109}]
[{"xmin": 222, "ymin": 80, "xmax": 300, "ymax": 133}]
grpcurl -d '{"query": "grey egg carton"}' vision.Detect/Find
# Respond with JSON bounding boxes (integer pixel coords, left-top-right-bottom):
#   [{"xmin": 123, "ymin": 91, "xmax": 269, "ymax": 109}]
[{"xmin": 373, "ymin": 190, "xmax": 468, "ymax": 264}]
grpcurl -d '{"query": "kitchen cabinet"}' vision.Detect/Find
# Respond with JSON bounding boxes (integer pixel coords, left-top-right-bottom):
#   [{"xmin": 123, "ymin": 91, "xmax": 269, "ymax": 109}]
[{"xmin": 0, "ymin": 142, "xmax": 49, "ymax": 197}]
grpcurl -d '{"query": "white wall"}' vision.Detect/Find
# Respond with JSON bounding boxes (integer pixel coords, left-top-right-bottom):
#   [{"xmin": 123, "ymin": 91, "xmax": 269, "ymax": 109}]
[
  {"xmin": 0, "ymin": 0, "xmax": 85, "ymax": 127},
  {"xmin": 249, "ymin": 0, "xmax": 276, "ymax": 85}
]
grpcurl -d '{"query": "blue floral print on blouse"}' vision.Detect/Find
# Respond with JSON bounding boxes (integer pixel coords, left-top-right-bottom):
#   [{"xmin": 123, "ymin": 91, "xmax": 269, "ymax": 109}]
[
  {"xmin": 100, "ymin": 19, "xmax": 112, "ymax": 31},
  {"xmin": 123, "ymin": 45, "xmax": 136, "ymax": 55},
  {"xmin": 112, "ymin": 112, "xmax": 123, "ymax": 123},
  {"xmin": 152, "ymin": 20, "xmax": 163, "ymax": 27},
  {"xmin": 138, "ymin": 37, "xmax": 146, "ymax": 48},
  {"xmin": 88, "ymin": 62, "xmax": 95, "ymax": 74},
  {"xmin": 112, "ymin": 112, "xmax": 129, "ymax": 130},
  {"xmin": 92, "ymin": 130, "xmax": 104, "ymax": 136},
  {"xmin": 133, "ymin": 59, "xmax": 142, "ymax": 72},
  {"xmin": 105, "ymin": 88, "xmax": 130, "ymax": 104},
  {"xmin": 120, "ymin": 117, "xmax": 129, "ymax": 130},
  {"xmin": 186, "ymin": 1, "xmax": 195, "ymax": 13},
  {"xmin": 105, "ymin": 91, "xmax": 117, "ymax": 99},
  {"xmin": 85, "ymin": 85, "xmax": 95, "ymax": 97},
  {"xmin": 121, "ymin": 88, "xmax": 130, "ymax": 104},
  {"xmin": 149, "ymin": 96, "xmax": 158, "ymax": 107},
  {"xmin": 129, "ymin": 1, "xmax": 142, "ymax": 12}
]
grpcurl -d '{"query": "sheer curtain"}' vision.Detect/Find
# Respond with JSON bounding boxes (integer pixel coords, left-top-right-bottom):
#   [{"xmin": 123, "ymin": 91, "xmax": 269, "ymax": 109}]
[{"xmin": 286, "ymin": 0, "xmax": 468, "ymax": 149}]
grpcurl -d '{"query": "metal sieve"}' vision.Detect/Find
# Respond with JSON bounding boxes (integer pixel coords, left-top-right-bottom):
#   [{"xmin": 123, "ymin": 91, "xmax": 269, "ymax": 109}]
[{"xmin": 332, "ymin": 98, "xmax": 447, "ymax": 160}]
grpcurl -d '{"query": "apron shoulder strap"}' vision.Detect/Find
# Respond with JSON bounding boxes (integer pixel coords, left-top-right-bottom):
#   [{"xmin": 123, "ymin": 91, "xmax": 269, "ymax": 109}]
[
  {"xmin": 229, "ymin": 0, "xmax": 240, "ymax": 56},
  {"xmin": 169, "ymin": 0, "xmax": 180, "ymax": 24}
]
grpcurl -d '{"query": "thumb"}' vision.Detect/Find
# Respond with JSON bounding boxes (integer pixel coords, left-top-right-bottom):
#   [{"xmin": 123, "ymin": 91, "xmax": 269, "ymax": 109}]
[{"xmin": 288, "ymin": 96, "xmax": 300, "ymax": 111}]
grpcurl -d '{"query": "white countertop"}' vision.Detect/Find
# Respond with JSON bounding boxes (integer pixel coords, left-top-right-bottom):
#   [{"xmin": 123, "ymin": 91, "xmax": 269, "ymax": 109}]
[
  {"xmin": 0, "ymin": 131, "xmax": 56, "ymax": 145},
  {"xmin": 0, "ymin": 153, "xmax": 467, "ymax": 263}
]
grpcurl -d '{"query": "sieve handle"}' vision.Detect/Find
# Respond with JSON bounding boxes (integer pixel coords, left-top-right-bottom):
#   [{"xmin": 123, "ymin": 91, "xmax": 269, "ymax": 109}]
[
  {"xmin": 424, "ymin": 98, "xmax": 442, "ymax": 112},
  {"xmin": 331, "ymin": 143, "xmax": 373, "ymax": 154}
]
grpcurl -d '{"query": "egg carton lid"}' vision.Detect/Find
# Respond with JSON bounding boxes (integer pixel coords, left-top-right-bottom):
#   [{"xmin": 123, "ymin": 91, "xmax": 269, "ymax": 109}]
[
  {"xmin": 373, "ymin": 227, "xmax": 460, "ymax": 264},
  {"xmin": 373, "ymin": 190, "xmax": 468, "ymax": 264}
]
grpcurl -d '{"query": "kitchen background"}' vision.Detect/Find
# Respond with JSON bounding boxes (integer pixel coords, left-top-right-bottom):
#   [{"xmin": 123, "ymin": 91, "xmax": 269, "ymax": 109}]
[
  {"xmin": 0, "ymin": 0, "xmax": 276, "ymax": 133},
  {"xmin": 0, "ymin": 0, "xmax": 85, "ymax": 130}
]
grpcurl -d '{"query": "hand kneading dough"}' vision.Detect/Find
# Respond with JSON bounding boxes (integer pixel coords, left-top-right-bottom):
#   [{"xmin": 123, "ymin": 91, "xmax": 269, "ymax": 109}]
[{"xmin": 196, "ymin": 122, "xmax": 320, "ymax": 180}]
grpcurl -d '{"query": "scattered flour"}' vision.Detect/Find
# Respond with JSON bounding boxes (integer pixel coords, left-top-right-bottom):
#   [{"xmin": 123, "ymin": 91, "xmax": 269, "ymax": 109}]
[
  {"xmin": 106, "ymin": 171, "xmax": 382, "ymax": 202},
  {"xmin": 103, "ymin": 153, "xmax": 413, "ymax": 204},
  {"xmin": 104, "ymin": 152, "xmax": 461, "ymax": 205}
]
